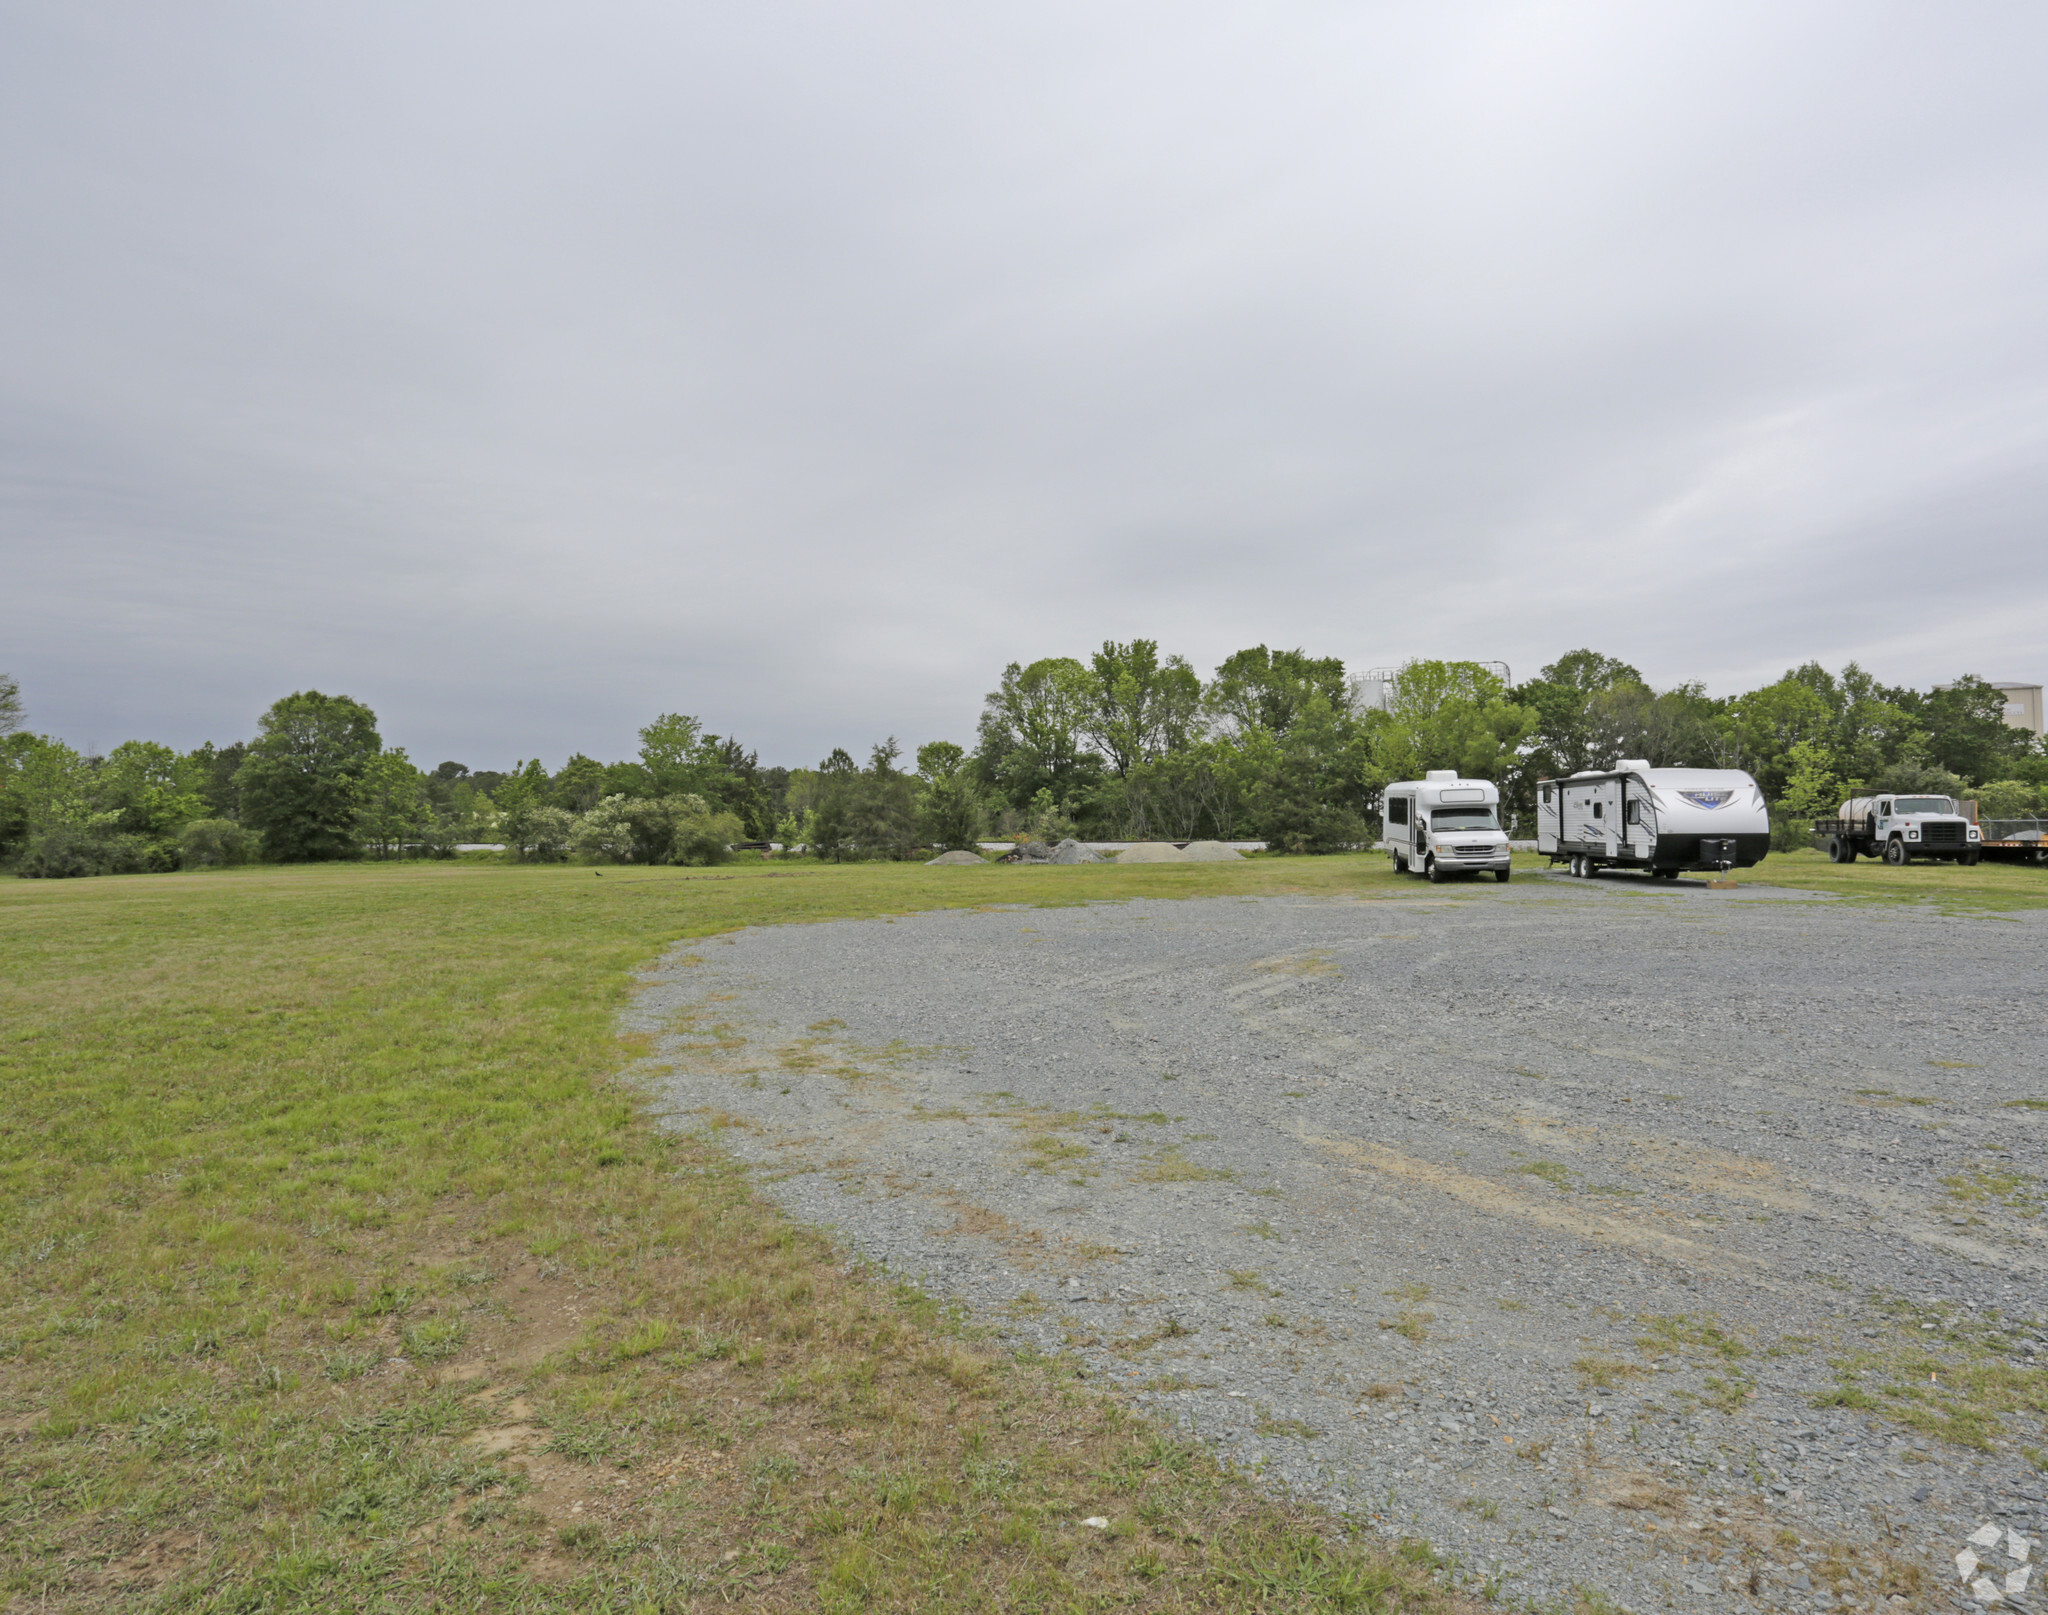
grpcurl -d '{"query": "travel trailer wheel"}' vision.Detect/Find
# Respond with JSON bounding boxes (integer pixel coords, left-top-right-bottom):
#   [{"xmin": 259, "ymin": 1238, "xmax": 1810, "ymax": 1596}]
[{"xmin": 1884, "ymin": 838, "xmax": 1910, "ymax": 866}]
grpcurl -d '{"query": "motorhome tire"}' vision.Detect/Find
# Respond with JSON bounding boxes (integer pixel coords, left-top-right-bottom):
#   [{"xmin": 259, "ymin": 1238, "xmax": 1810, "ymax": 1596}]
[
  {"xmin": 1393, "ymin": 852, "xmax": 1407, "ymax": 874},
  {"xmin": 1494, "ymin": 868, "xmax": 1511, "ymax": 883},
  {"xmin": 1426, "ymin": 858, "xmax": 1444, "ymax": 884},
  {"xmin": 1884, "ymin": 839, "xmax": 1910, "ymax": 866}
]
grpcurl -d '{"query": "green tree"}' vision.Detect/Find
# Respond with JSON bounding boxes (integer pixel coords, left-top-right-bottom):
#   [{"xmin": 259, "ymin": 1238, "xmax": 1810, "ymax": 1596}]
[
  {"xmin": 974, "ymin": 658, "xmax": 1104, "ymax": 814},
  {"xmin": 1206, "ymin": 646, "xmax": 1348, "ymax": 738},
  {"xmin": 552, "ymin": 753, "xmax": 608, "ymax": 813},
  {"xmin": 0, "ymin": 672, "xmax": 22, "ymax": 736},
  {"xmin": 183, "ymin": 741, "xmax": 248, "ymax": 820},
  {"xmin": 1084, "ymin": 640, "xmax": 1202, "ymax": 776},
  {"xmin": 638, "ymin": 713, "xmax": 720, "ymax": 798},
  {"xmin": 1365, "ymin": 661, "xmax": 1536, "ymax": 796},
  {"xmin": 356, "ymin": 749, "xmax": 432, "ymax": 857},
  {"xmin": 95, "ymin": 740, "xmax": 205, "ymax": 848},
  {"xmin": 1243, "ymin": 689, "xmax": 1369, "ymax": 853},
  {"xmin": 234, "ymin": 691, "xmax": 382, "ymax": 862},
  {"xmin": 1911, "ymin": 676, "xmax": 2038, "ymax": 782},
  {"xmin": 0, "ymin": 732, "xmax": 93, "ymax": 862},
  {"xmin": 915, "ymin": 741, "xmax": 985, "ymax": 852}
]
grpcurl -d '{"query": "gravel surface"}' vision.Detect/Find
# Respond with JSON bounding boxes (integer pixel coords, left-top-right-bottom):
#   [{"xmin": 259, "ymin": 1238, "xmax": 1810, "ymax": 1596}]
[{"xmin": 634, "ymin": 875, "xmax": 2048, "ymax": 1613}]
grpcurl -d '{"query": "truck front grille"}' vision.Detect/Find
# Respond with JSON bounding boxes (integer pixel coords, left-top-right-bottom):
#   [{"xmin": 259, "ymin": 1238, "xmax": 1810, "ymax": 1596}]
[
  {"xmin": 1922, "ymin": 822, "xmax": 1965, "ymax": 845},
  {"xmin": 1452, "ymin": 844, "xmax": 1496, "ymax": 858}
]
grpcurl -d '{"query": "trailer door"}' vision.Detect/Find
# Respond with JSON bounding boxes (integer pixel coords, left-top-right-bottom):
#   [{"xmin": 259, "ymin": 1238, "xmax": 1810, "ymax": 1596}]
[{"xmin": 1623, "ymin": 778, "xmax": 1657, "ymax": 863}]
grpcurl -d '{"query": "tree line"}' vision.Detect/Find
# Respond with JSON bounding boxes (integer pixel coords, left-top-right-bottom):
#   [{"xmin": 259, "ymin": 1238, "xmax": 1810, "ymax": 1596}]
[{"xmin": 1, "ymin": 649, "xmax": 2041, "ymax": 875}]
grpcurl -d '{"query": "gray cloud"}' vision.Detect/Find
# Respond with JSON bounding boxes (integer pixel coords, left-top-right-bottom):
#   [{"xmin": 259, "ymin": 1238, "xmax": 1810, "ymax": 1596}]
[{"xmin": 4, "ymin": 1, "xmax": 2045, "ymax": 765}]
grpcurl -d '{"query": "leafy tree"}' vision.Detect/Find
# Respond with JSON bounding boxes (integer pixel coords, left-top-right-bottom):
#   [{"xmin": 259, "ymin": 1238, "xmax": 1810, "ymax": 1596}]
[
  {"xmin": 1912, "ymin": 676, "xmax": 2038, "ymax": 782},
  {"xmin": 1975, "ymin": 780, "xmax": 2042, "ymax": 819},
  {"xmin": 639, "ymin": 713, "xmax": 721, "ymax": 799},
  {"xmin": 1125, "ymin": 742, "xmax": 1236, "ymax": 840},
  {"xmin": 1, "ymin": 732, "xmax": 94, "ymax": 860},
  {"xmin": 1365, "ymin": 661, "xmax": 1536, "ymax": 797},
  {"xmin": 974, "ymin": 658, "xmax": 1104, "ymax": 814},
  {"xmin": 183, "ymin": 741, "xmax": 248, "ymax": 820},
  {"xmin": 572, "ymin": 796, "xmax": 640, "ymax": 863},
  {"xmin": 95, "ymin": 740, "xmax": 205, "ymax": 848},
  {"xmin": 1243, "ymin": 689, "xmax": 1369, "ymax": 853},
  {"xmin": 915, "ymin": 741, "xmax": 984, "ymax": 852},
  {"xmin": 701, "ymin": 735, "xmax": 771, "ymax": 839},
  {"xmin": 0, "ymin": 673, "xmax": 20, "ymax": 736},
  {"xmin": 356, "ymin": 749, "xmax": 432, "ymax": 857},
  {"xmin": 234, "ymin": 691, "xmax": 382, "ymax": 862},
  {"xmin": 1207, "ymin": 646, "xmax": 1348, "ymax": 738},
  {"xmin": 552, "ymin": 753, "xmax": 608, "ymax": 814},
  {"xmin": 1084, "ymin": 640, "xmax": 1202, "ymax": 776}
]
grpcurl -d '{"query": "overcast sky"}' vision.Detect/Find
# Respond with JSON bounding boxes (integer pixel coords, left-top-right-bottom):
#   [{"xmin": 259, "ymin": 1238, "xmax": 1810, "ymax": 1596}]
[{"xmin": 4, "ymin": 3, "xmax": 2045, "ymax": 768}]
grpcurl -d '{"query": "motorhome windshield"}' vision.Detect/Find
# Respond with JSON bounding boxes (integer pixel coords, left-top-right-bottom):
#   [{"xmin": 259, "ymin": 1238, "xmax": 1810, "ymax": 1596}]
[
  {"xmin": 1892, "ymin": 797, "xmax": 1954, "ymax": 815},
  {"xmin": 1430, "ymin": 807, "xmax": 1500, "ymax": 830}
]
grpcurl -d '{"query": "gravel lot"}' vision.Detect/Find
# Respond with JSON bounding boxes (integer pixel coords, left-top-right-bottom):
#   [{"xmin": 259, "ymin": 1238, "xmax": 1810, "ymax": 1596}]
[{"xmin": 636, "ymin": 874, "xmax": 2048, "ymax": 1613}]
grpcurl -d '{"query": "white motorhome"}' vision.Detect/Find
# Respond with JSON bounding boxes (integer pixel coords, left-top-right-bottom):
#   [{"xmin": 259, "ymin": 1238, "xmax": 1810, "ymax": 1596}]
[
  {"xmin": 1382, "ymin": 772, "xmax": 1512, "ymax": 884},
  {"xmin": 1537, "ymin": 761, "xmax": 1769, "ymax": 879}
]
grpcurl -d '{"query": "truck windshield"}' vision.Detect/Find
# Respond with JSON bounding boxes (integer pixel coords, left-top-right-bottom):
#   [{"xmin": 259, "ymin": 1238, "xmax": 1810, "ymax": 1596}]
[
  {"xmin": 1431, "ymin": 807, "xmax": 1500, "ymax": 830},
  {"xmin": 1892, "ymin": 797, "xmax": 1954, "ymax": 815}
]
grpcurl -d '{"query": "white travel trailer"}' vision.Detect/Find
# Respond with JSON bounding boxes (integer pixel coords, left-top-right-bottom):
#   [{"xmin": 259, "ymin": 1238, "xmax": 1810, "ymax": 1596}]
[
  {"xmin": 1537, "ymin": 761, "xmax": 1769, "ymax": 879},
  {"xmin": 1382, "ymin": 772, "xmax": 1512, "ymax": 883}
]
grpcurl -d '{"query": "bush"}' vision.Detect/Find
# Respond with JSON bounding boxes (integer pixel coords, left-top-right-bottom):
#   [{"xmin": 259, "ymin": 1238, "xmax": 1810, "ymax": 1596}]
[
  {"xmin": 15, "ymin": 825, "xmax": 149, "ymax": 878},
  {"xmin": 502, "ymin": 803, "xmax": 575, "ymax": 862},
  {"xmin": 1975, "ymin": 780, "xmax": 2042, "ymax": 819},
  {"xmin": 179, "ymin": 819, "xmax": 253, "ymax": 869},
  {"xmin": 671, "ymin": 804, "xmax": 742, "ymax": 866}
]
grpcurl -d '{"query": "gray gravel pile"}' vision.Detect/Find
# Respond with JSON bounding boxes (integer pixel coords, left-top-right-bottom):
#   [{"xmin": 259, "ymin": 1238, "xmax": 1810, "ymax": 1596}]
[
  {"xmin": 1050, "ymin": 838, "xmax": 1103, "ymax": 864},
  {"xmin": 924, "ymin": 849, "xmax": 987, "ymax": 866},
  {"xmin": 635, "ymin": 876, "xmax": 2048, "ymax": 1613},
  {"xmin": 1181, "ymin": 840, "xmax": 1245, "ymax": 861},
  {"xmin": 1115, "ymin": 842, "xmax": 1192, "ymax": 863}
]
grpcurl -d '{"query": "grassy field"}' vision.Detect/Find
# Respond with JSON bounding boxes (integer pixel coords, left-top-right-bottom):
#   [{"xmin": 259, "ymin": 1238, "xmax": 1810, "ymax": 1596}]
[
  {"xmin": 1, "ymin": 853, "xmax": 1489, "ymax": 1614},
  {"xmin": 4, "ymin": 847, "xmax": 2043, "ymax": 1613}
]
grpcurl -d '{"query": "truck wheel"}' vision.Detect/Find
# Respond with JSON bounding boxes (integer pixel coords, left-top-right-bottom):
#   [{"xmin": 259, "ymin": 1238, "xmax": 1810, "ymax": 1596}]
[
  {"xmin": 1426, "ymin": 857, "xmax": 1444, "ymax": 884},
  {"xmin": 1960, "ymin": 850, "xmax": 1980, "ymax": 867},
  {"xmin": 1827, "ymin": 837, "xmax": 1847, "ymax": 864},
  {"xmin": 1884, "ymin": 838, "xmax": 1910, "ymax": 866},
  {"xmin": 1495, "ymin": 868, "xmax": 1511, "ymax": 884}
]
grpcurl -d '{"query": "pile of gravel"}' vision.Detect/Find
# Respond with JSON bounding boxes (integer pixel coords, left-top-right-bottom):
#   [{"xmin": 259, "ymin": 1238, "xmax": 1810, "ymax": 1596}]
[
  {"xmin": 1181, "ymin": 840, "xmax": 1244, "ymax": 861},
  {"xmin": 1114, "ymin": 842, "xmax": 1192, "ymax": 863},
  {"xmin": 1049, "ymin": 838, "xmax": 1102, "ymax": 864},
  {"xmin": 923, "ymin": 849, "xmax": 987, "ymax": 866}
]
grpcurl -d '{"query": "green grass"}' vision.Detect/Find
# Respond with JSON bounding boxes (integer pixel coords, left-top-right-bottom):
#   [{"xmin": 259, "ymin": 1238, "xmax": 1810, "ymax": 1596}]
[
  {"xmin": 0, "ymin": 853, "xmax": 1478, "ymax": 1613},
  {"xmin": 1742, "ymin": 847, "xmax": 2048, "ymax": 912}
]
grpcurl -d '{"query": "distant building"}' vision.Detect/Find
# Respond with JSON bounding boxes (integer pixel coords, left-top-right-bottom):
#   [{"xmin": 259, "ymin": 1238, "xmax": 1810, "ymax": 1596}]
[{"xmin": 1991, "ymin": 683, "xmax": 2044, "ymax": 737}]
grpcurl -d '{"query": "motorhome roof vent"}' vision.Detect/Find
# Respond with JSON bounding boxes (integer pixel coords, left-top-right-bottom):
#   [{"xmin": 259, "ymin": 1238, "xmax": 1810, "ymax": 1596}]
[
  {"xmin": 1424, "ymin": 770, "xmax": 1457, "ymax": 782},
  {"xmin": 1615, "ymin": 759, "xmax": 1651, "ymax": 773}
]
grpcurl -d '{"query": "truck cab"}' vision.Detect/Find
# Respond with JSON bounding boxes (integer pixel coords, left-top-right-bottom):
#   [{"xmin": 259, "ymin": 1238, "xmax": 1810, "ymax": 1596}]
[{"xmin": 1382, "ymin": 772, "xmax": 1512, "ymax": 884}]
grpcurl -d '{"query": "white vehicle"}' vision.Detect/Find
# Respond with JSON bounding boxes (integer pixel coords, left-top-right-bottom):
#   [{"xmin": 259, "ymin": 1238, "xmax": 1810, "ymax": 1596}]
[
  {"xmin": 1537, "ymin": 761, "xmax": 1769, "ymax": 880},
  {"xmin": 1812, "ymin": 795, "xmax": 1981, "ymax": 866},
  {"xmin": 1383, "ymin": 772, "xmax": 1512, "ymax": 884}
]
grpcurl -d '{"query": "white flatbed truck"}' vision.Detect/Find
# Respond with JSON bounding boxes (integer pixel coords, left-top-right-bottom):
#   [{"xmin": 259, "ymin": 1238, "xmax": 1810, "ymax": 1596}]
[{"xmin": 1812, "ymin": 795, "xmax": 1982, "ymax": 865}]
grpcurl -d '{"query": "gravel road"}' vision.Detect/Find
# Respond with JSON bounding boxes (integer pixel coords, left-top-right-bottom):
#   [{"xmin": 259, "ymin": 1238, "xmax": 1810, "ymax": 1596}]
[{"xmin": 635, "ymin": 874, "xmax": 2048, "ymax": 1613}]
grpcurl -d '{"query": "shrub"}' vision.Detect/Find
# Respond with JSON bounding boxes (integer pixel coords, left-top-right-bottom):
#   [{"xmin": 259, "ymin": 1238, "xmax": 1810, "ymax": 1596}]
[
  {"xmin": 15, "ymin": 825, "xmax": 149, "ymax": 878},
  {"xmin": 502, "ymin": 803, "xmax": 575, "ymax": 862},
  {"xmin": 179, "ymin": 819, "xmax": 253, "ymax": 869},
  {"xmin": 671, "ymin": 803, "xmax": 742, "ymax": 866},
  {"xmin": 1975, "ymin": 780, "xmax": 2041, "ymax": 819}
]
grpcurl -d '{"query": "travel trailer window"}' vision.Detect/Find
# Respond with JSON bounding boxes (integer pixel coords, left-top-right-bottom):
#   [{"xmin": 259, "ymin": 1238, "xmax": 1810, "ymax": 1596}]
[
  {"xmin": 1891, "ymin": 796, "xmax": 1953, "ymax": 815},
  {"xmin": 1387, "ymin": 797, "xmax": 1409, "ymax": 826},
  {"xmin": 1540, "ymin": 784, "xmax": 1553, "ymax": 803},
  {"xmin": 1430, "ymin": 806, "xmax": 1499, "ymax": 830},
  {"xmin": 1624, "ymin": 799, "xmax": 1639, "ymax": 824},
  {"xmin": 1592, "ymin": 802, "xmax": 1604, "ymax": 818}
]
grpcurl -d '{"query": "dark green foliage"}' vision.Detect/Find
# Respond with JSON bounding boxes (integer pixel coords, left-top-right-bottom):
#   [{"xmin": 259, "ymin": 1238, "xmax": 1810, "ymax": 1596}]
[
  {"xmin": 915, "ymin": 742, "xmax": 985, "ymax": 852},
  {"xmin": 16, "ymin": 824, "xmax": 150, "ymax": 878},
  {"xmin": 178, "ymin": 818, "xmax": 253, "ymax": 868},
  {"xmin": 234, "ymin": 691, "xmax": 383, "ymax": 862},
  {"xmin": 811, "ymin": 743, "xmax": 918, "ymax": 860}
]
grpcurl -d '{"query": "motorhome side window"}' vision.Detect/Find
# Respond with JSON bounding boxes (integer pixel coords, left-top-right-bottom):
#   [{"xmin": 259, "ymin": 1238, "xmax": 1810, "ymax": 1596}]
[{"xmin": 1388, "ymin": 798, "xmax": 1409, "ymax": 826}]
